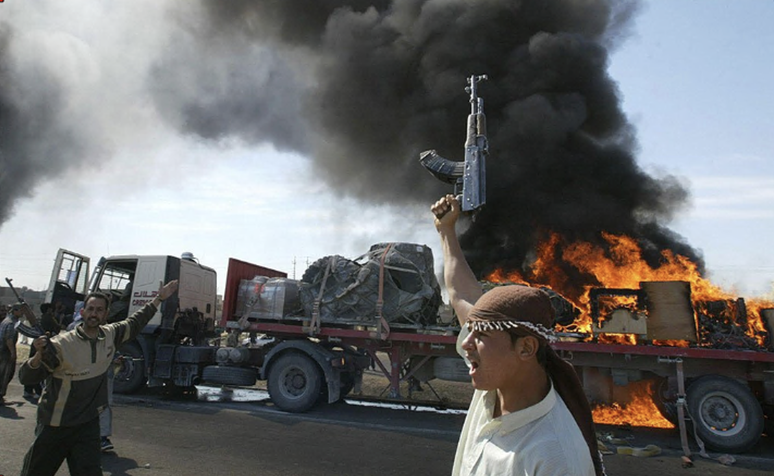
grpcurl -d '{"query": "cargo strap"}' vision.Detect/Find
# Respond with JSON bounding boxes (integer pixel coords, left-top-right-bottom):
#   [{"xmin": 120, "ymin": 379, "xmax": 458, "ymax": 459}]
[
  {"xmin": 310, "ymin": 257, "xmax": 334, "ymax": 336},
  {"xmin": 672, "ymin": 358, "xmax": 712, "ymax": 465},
  {"xmin": 237, "ymin": 280, "xmax": 266, "ymax": 331},
  {"xmin": 372, "ymin": 244, "xmax": 391, "ymax": 340},
  {"xmin": 674, "ymin": 359, "xmax": 693, "ymax": 463}
]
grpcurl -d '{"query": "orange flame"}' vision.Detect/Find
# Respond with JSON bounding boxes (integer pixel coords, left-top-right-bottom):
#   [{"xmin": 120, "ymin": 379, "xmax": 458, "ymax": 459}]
[
  {"xmin": 597, "ymin": 333, "xmax": 637, "ymax": 345},
  {"xmin": 487, "ymin": 231, "xmax": 774, "ymax": 428},
  {"xmin": 592, "ymin": 380, "xmax": 674, "ymax": 429},
  {"xmin": 652, "ymin": 340, "xmax": 690, "ymax": 348},
  {"xmin": 486, "ymin": 231, "xmax": 773, "ymax": 347}
]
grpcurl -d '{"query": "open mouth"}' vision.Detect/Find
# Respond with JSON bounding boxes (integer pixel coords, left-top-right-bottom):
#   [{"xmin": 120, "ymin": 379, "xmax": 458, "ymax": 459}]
[{"xmin": 469, "ymin": 360, "xmax": 479, "ymax": 375}]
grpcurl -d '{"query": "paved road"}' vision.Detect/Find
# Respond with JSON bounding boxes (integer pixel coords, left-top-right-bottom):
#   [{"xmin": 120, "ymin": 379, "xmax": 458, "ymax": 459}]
[{"xmin": 2, "ymin": 379, "xmax": 773, "ymax": 476}]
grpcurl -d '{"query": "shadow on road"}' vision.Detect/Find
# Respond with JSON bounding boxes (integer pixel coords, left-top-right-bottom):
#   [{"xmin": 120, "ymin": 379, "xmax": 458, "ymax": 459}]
[
  {"xmin": 102, "ymin": 452, "xmax": 143, "ymax": 476},
  {"xmin": 0, "ymin": 400, "xmax": 26, "ymax": 420}
]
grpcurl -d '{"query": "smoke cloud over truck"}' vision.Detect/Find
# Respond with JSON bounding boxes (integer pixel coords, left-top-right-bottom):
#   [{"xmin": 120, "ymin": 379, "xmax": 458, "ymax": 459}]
[{"xmin": 0, "ymin": 1, "xmax": 701, "ymax": 286}]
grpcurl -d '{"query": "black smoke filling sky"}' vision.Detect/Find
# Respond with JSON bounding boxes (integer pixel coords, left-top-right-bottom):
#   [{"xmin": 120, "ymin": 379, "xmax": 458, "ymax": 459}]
[
  {"xmin": 148, "ymin": 0, "xmax": 703, "ymax": 294},
  {"xmin": 0, "ymin": 23, "xmax": 98, "ymax": 225},
  {"xmin": 1, "ymin": 1, "xmax": 705, "ymax": 297}
]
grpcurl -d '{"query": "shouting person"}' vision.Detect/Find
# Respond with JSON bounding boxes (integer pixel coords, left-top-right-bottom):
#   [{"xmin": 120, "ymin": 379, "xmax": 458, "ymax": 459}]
[{"xmin": 432, "ymin": 195, "xmax": 604, "ymax": 476}]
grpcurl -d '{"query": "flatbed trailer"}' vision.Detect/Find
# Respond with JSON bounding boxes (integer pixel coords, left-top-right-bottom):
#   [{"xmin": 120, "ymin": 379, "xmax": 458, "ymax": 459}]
[
  {"xmin": 45, "ymin": 249, "xmax": 767, "ymax": 456},
  {"xmin": 227, "ymin": 319, "xmax": 461, "ymax": 399},
  {"xmin": 219, "ymin": 257, "xmax": 774, "ymax": 453}
]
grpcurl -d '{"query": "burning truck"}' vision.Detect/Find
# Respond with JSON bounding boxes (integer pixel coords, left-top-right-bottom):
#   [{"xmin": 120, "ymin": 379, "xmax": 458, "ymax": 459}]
[
  {"xmin": 414, "ymin": 74, "xmax": 774, "ymax": 454},
  {"xmin": 552, "ymin": 279, "xmax": 774, "ymax": 454},
  {"xmin": 483, "ymin": 230, "xmax": 774, "ymax": 455},
  {"xmin": 30, "ymin": 75, "xmax": 773, "ymax": 458},
  {"xmin": 39, "ymin": 240, "xmax": 774, "ymax": 457}
]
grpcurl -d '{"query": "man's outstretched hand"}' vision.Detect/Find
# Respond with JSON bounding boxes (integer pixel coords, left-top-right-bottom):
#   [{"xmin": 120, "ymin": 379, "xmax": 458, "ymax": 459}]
[{"xmin": 158, "ymin": 280, "xmax": 179, "ymax": 302}]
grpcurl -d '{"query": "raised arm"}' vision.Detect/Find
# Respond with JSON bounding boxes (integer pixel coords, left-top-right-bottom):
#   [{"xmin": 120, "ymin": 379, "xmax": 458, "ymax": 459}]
[
  {"xmin": 114, "ymin": 280, "xmax": 179, "ymax": 345},
  {"xmin": 432, "ymin": 195, "xmax": 483, "ymax": 325}
]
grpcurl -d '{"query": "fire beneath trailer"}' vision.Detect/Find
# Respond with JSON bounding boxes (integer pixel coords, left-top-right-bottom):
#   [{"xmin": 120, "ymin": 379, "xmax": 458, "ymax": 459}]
[
  {"xmin": 486, "ymin": 231, "xmax": 774, "ymax": 428},
  {"xmin": 591, "ymin": 380, "xmax": 674, "ymax": 429}
]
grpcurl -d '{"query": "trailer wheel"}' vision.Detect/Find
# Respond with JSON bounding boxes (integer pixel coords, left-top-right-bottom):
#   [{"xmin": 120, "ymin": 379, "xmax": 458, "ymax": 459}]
[
  {"xmin": 687, "ymin": 375, "xmax": 764, "ymax": 453},
  {"xmin": 113, "ymin": 342, "xmax": 146, "ymax": 394},
  {"xmin": 268, "ymin": 353, "xmax": 322, "ymax": 413},
  {"xmin": 651, "ymin": 377, "xmax": 679, "ymax": 425},
  {"xmin": 202, "ymin": 366, "xmax": 257, "ymax": 387}
]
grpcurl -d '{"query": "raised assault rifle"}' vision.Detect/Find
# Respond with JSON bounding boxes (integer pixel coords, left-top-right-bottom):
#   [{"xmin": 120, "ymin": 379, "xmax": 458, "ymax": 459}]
[
  {"xmin": 419, "ymin": 74, "xmax": 488, "ymax": 213},
  {"xmin": 6, "ymin": 277, "xmax": 61, "ymax": 369},
  {"xmin": 5, "ymin": 277, "xmax": 44, "ymax": 338}
]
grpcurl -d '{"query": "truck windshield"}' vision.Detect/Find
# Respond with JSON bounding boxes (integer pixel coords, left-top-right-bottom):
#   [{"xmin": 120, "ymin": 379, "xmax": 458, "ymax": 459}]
[{"xmin": 94, "ymin": 261, "xmax": 137, "ymax": 296}]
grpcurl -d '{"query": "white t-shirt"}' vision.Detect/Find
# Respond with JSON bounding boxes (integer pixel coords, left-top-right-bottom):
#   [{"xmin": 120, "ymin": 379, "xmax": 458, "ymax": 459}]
[{"xmin": 453, "ymin": 327, "xmax": 595, "ymax": 476}]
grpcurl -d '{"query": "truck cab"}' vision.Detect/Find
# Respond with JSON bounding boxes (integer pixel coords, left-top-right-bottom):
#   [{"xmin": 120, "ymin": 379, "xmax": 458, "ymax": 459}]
[
  {"xmin": 88, "ymin": 253, "xmax": 217, "ymax": 329},
  {"xmin": 48, "ymin": 249, "xmax": 218, "ymax": 392}
]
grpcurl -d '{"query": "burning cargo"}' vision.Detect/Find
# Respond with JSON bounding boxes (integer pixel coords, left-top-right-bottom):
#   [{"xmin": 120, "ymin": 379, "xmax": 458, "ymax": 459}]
[{"xmin": 585, "ymin": 280, "xmax": 772, "ymax": 351}]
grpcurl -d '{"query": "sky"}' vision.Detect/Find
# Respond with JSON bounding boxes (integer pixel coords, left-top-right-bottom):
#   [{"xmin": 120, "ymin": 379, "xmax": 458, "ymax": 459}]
[{"xmin": 1, "ymin": 1, "xmax": 773, "ymax": 299}]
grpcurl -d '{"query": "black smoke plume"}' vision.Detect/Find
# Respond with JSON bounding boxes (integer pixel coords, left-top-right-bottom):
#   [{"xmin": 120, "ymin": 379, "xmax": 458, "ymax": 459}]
[
  {"xmin": 149, "ymin": 0, "xmax": 703, "ymax": 290},
  {"xmin": 0, "ymin": 23, "xmax": 96, "ymax": 225},
  {"xmin": 1, "ymin": 1, "xmax": 705, "ymax": 295}
]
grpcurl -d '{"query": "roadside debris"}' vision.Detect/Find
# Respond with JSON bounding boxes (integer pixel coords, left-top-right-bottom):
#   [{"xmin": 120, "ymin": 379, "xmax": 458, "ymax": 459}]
[
  {"xmin": 598, "ymin": 431, "xmax": 662, "ymax": 457},
  {"xmin": 616, "ymin": 444, "xmax": 662, "ymax": 457}
]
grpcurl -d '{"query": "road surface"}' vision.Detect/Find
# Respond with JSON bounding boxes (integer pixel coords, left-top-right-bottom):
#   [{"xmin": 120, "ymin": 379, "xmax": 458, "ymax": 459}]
[{"xmin": 1, "ymin": 379, "xmax": 772, "ymax": 475}]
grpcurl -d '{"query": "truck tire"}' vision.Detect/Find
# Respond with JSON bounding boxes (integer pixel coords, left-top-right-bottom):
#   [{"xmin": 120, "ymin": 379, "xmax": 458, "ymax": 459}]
[
  {"xmin": 687, "ymin": 375, "xmax": 764, "ymax": 453},
  {"xmin": 202, "ymin": 365, "xmax": 257, "ymax": 386},
  {"xmin": 113, "ymin": 342, "xmax": 146, "ymax": 394},
  {"xmin": 267, "ymin": 352, "xmax": 322, "ymax": 413},
  {"xmin": 651, "ymin": 377, "xmax": 679, "ymax": 425}
]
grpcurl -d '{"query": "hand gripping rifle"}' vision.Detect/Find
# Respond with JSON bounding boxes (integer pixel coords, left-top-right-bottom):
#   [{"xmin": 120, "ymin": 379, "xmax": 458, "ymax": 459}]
[
  {"xmin": 5, "ymin": 277, "xmax": 44, "ymax": 339},
  {"xmin": 6, "ymin": 277, "xmax": 61, "ymax": 369},
  {"xmin": 420, "ymin": 74, "xmax": 488, "ymax": 213}
]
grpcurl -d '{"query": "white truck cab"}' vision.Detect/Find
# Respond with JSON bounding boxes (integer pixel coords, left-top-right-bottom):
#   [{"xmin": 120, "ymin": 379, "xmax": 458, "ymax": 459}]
[
  {"xmin": 87, "ymin": 254, "xmax": 217, "ymax": 330},
  {"xmin": 48, "ymin": 249, "xmax": 218, "ymax": 392}
]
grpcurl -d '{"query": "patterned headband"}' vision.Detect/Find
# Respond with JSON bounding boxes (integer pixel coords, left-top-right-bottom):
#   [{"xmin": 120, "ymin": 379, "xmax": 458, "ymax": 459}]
[{"xmin": 467, "ymin": 319, "xmax": 557, "ymax": 343}]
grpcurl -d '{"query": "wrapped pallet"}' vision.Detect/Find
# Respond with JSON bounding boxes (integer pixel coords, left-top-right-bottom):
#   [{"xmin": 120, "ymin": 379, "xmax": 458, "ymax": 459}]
[{"xmin": 298, "ymin": 242, "xmax": 441, "ymax": 326}]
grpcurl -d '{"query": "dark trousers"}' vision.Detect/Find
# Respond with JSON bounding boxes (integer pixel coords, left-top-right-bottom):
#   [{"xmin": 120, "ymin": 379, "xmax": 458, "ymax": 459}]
[
  {"xmin": 21, "ymin": 416, "xmax": 102, "ymax": 476},
  {"xmin": 24, "ymin": 345, "xmax": 42, "ymax": 395},
  {"xmin": 0, "ymin": 351, "xmax": 15, "ymax": 398}
]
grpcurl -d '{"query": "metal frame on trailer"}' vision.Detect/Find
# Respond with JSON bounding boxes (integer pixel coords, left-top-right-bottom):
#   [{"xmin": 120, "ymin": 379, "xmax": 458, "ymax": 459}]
[{"xmin": 229, "ymin": 320, "xmax": 460, "ymax": 400}]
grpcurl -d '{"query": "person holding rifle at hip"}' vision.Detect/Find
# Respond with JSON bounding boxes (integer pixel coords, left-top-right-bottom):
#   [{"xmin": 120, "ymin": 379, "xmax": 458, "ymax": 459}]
[
  {"xmin": 18, "ymin": 280, "xmax": 179, "ymax": 476},
  {"xmin": 0, "ymin": 302, "xmax": 26, "ymax": 405}
]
